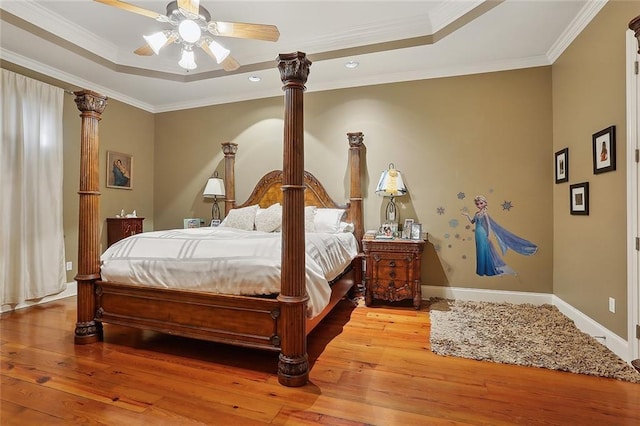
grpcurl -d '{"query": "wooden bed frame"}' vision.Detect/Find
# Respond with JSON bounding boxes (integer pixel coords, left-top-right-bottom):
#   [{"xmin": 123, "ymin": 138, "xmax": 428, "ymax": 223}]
[{"xmin": 72, "ymin": 52, "xmax": 365, "ymax": 387}]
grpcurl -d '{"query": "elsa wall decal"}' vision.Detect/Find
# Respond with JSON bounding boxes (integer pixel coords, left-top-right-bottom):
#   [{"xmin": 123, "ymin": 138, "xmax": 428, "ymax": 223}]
[{"xmin": 461, "ymin": 195, "xmax": 537, "ymax": 276}]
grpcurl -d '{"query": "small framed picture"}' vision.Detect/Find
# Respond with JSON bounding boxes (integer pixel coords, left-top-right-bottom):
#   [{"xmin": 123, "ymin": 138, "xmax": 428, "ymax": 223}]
[
  {"xmin": 183, "ymin": 218, "xmax": 200, "ymax": 228},
  {"xmin": 402, "ymin": 218, "xmax": 414, "ymax": 239},
  {"xmin": 570, "ymin": 182, "xmax": 589, "ymax": 215},
  {"xmin": 555, "ymin": 148, "xmax": 568, "ymax": 184},
  {"xmin": 106, "ymin": 151, "xmax": 133, "ymax": 189},
  {"xmin": 592, "ymin": 125, "xmax": 616, "ymax": 174},
  {"xmin": 210, "ymin": 219, "xmax": 221, "ymax": 227},
  {"xmin": 411, "ymin": 223, "xmax": 422, "ymax": 240}
]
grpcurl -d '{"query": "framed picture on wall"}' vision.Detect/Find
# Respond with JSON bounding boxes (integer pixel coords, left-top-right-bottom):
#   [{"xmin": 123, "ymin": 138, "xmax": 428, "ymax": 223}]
[
  {"xmin": 592, "ymin": 125, "xmax": 616, "ymax": 174},
  {"xmin": 554, "ymin": 148, "xmax": 568, "ymax": 184},
  {"xmin": 106, "ymin": 151, "xmax": 133, "ymax": 189},
  {"xmin": 570, "ymin": 182, "xmax": 589, "ymax": 215}
]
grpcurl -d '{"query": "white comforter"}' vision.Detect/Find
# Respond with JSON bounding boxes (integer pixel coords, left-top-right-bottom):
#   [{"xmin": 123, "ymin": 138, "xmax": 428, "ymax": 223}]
[{"xmin": 100, "ymin": 227, "xmax": 359, "ymax": 318}]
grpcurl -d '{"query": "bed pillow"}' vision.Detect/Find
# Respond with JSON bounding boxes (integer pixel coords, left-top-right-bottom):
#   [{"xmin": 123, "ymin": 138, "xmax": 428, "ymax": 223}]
[
  {"xmin": 314, "ymin": 208, "xmax": 347, "ymax": 233},
  {"xmin": 255, "ymin": 203, "xmax": 282, "ymax": 232},
  {"xmin": 220, "ymin": 204, "xmax": 259, "ymax": 231},
  {"xmin": 305, "ymin": 206, "xmax": 317, "ymax": 232}
]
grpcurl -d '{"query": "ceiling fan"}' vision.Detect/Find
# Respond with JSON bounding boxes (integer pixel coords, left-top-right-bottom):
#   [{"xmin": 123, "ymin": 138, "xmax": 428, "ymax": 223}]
[{"xmin": 94, "ymin": 0, "xmax": 280, "ymax": 72}]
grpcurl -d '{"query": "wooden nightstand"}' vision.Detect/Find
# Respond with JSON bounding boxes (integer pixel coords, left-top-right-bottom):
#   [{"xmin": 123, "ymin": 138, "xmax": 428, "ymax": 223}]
[
  {"xmin": 106, "ymin": 217, "xmax": 144, "ymax": 247},
  {"xmin": 362, "ymin": 238, "xmax": 425, "ymax": 309}
]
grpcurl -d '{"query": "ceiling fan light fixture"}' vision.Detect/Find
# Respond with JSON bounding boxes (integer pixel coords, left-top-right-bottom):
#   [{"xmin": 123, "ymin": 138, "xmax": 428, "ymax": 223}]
[
  {"xmin": 143, "ymin": 31, "xmax": 169, "ymax": 55},
  {"xmin": 206, "ymin": 40, "xmax": 230, "ymax": 63},
  {"xmin": 178, "ymin": 48, "xmax": 197, "ymax": 70},
  {"xmin": 178, "ymin": 19, "xmax": 201, "ymax": 43}
]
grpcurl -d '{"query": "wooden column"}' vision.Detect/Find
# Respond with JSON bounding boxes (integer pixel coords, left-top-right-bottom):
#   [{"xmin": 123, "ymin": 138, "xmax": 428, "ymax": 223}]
[
  {"xmin": 630, "ymin": 15, "xmax": 640, "ymax": 54},
  {"xmin": 221, "ymin": 142, "xmax": 238, "ymax": 214},
  {"xmin": 277, "ymin": 51, "xmax": 312, "ymax": 387},
  {"xmin": 73, "ymin": 90, "xmax": 107, "ymax": 344},
  {"xmin": 347, "ymin": 132, "xmax": 364, "ymax": 246}
]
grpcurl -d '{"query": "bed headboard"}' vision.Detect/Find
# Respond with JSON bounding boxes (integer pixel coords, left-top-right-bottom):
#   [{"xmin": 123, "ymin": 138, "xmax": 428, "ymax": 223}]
[{"xmin": 221, "ymin": 133, "xmax": 364, "ymax": 242}]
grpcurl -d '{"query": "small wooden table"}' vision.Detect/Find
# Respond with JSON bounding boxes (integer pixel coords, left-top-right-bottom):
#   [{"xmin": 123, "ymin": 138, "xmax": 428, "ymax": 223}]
[{"xmin": 362, "ymin": 238, "xmax": 425, "ymax": 309}]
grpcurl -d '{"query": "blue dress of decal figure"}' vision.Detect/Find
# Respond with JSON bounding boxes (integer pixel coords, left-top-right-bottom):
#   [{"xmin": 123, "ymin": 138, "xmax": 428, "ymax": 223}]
[{"xmin": 462, "ymin": 195, "xmax": 537, "ymax": 276}]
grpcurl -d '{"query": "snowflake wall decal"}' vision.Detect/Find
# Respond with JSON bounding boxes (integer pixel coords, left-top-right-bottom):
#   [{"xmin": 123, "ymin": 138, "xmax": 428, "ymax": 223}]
[
  {"xmin": 501, "ymin": 200, "xmax": 513, "ymax": 211},
  {"xmin": 457, "ymin": 192, "xmax": 466, "ymax": 200},
  {"xmin": 437, "ymin": 207, "xmax": 445, "ymax": 215}
]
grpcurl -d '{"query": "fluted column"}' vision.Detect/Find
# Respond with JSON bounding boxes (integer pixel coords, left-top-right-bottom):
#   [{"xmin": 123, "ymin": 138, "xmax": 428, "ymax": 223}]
[
  {"xmin": 73, "ymin": 90, "xmax": 107, "ymax": 344},
  {"xmin": 347, "ymin": 132, "xmax": 364, "ymax": 246},
  {"xmin": 221, "ymin": 142, "xmax": 238, "ymax": 215},
  {"xmin": 276, "ymin": 51, "xmax": 312, "ymax": 387}
]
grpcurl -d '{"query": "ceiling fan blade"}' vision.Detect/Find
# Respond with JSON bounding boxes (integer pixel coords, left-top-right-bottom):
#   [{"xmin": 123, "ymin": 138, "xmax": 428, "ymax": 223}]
[
  {"xmin": 209, "ymin": 21, "xmax": 280, "ymax": 42},
  {"xmin": 94, "ymin": 0, "xmax": 162, "ymax": 20},
  {"xmin": 177, "ymin": 0, "xmax": 200, "ymax": 16},
  {"xmin": 134, "ymin": 44, "xmax": 155, "ymax": 56},
  {"xmin": 221, "ymin": 56, "xmax": 240, "ymax": 72}
]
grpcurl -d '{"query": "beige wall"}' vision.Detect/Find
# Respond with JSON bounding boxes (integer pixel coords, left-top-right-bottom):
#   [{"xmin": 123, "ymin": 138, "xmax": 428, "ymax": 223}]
[
  {"xmin": 552, "ymin": 0, "xmax": 637, "ymax": 338},
  {"xmin": 154, "ymin": 67, "xmax": 554, "ymax": 295}
]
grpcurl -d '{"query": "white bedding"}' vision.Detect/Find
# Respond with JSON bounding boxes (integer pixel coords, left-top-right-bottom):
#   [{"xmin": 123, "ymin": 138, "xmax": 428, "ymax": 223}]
[{"xmin": 100, "ymin": 227, "xmax": 359, "ymax": 318}]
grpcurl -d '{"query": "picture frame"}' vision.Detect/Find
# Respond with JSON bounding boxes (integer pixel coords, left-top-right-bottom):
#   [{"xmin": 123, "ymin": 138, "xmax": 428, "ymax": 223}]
[
  {"xmin": 554, "ymin": 148, "xmax": 568, "ymax": 184},
  {"xmin": 570, "ymin": 182, "xmax": 589, "ymax": 215},
  {"xmin": 210, "ymin": 219, "xmax": 221, "ymax": 227},
  {"xmin": 106, "ymin": 150, "xmax": 133, "ymax": 189},
  {"xmin": 402, "ymin": 218, "xmax": 414, "ymax": 239},
  {"xmin": 377, "ymin": 221, "xmax": 397, "ymax": 239},
  {"xmin": 183, "ymin": 218, "xmax": 200, "ymax": 228},
  {"xmin": 592, "ymin": 125, "xmax": 616, "ymax": 174},
  {"xmin": 411, "ymin": 223, "xmax": 422, "ymax": 240}
]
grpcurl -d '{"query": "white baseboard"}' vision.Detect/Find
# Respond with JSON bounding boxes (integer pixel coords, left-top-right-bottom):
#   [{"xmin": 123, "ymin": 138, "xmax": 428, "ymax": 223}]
[
  {"xmin": 1, "ymin": 281, "xmax": 77, "ymax": 313},
  {"xmin": 423, "ymin": 285, "xmax": 631, "ymax": 362}
]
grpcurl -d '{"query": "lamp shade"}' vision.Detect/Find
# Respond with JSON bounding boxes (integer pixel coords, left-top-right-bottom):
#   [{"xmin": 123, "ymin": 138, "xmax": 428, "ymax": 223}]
[
  {"xmin": 203, "ymin": 177, "xmax": 225, "ymax": 198},
  {"xmin": 375, "ymin": 164, "xmax": 407, "ymax": 197}
]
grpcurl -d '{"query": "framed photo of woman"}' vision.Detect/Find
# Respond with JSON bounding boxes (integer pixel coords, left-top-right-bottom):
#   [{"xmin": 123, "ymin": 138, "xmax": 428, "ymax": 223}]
[
  {"xmin": 592, "ymin": 125, "xmax": 615, "ymax": 175},
  {"xmin": 106, "ymin": 151, "xmax": 133, "ymax": 189}
]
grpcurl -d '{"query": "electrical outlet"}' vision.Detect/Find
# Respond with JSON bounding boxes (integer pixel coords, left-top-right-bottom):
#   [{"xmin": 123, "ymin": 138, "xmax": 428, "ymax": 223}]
[
  {"xmin": 608, "ymin": 297, "xmax": 615, "ymax": 313},
  {"xmin": 66, "ymin": 261, "xmax": 72, "ymax": 271}
]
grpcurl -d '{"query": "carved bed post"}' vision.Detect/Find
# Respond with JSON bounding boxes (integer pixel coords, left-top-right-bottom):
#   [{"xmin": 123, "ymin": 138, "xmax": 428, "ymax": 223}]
[
  {"xmin": 630, "ymin": 15, "xmax": 640, "ymax": 54},
  {"xmin": 347, "ymin": 132, "xmax": 364, "ymax": 246},
  {"xmin": 73, "ymin": 90, "xmax": 107, "ymax": 344},
  {"xmin": 222, "ymin": 142, "xmax": 238, "ymax": 213},
  {"xmin": 277, "ymin": 51, "xmax": 312, "ymax": 387}
]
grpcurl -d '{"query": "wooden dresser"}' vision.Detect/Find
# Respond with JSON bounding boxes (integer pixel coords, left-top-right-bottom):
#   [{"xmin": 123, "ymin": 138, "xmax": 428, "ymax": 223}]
[
  {"xmin": 362, "ymin": 238, "xmax": 425, "ymax": 309},
  {"xmin": 106, "ymin": 217, "xmax": 144, "ymax": 247}
]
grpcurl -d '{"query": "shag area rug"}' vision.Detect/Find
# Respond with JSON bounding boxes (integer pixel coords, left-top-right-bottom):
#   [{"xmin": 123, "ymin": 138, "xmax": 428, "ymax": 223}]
[{"xmin": 428, "ymin": 298, "xmax": 640, "ymax": 383}]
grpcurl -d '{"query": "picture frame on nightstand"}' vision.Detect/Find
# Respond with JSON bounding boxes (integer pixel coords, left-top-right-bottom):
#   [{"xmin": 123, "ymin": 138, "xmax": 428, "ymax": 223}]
[
  {"xmin": 402, "ymin": 218, "xmax": 414, "ymax": 239},
  {"xmin": 411, "ymin": 223, "xmax": 423, "ymax": 240}
]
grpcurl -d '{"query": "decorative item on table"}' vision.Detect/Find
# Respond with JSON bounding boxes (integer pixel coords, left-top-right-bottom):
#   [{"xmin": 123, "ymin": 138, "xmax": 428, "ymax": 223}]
[
  {"xmin": 376, "ymin": 221, "xmax": 398, "ymax": 239},
  {"xmin": 203, "ymin": 170, "xmax": 225, "ymax": 224},
  {"xmin": 402, "ymin": 218, "xmax": 414, "ymax": 239},
  {"xmin": 116, "ymin": 209, "xmax": 137, "ymax": 218},
  {"xmin": 375, "ymin": 163, "xmax": 407, "ymax": 224},
  {"xmin": 183, "ymin": 218, "xmax": 201, "ymax": 228},
  {"xmin": 364, "ymin": 230, "xmax": 378, "ymax": 240},
  {"xmin": 410, "ymin": 223, "xmax": 423, "ymax": 240}
]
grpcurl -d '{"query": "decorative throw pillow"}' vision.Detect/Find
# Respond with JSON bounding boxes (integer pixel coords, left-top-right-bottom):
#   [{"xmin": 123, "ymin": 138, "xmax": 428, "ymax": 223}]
[
  {"xmin": 220, "ymin": 204, "xmax": 259, "ymax": 231},
  {"xmin": 255, "ymin": 203, "xmax": 282, "ymax": 232},
  {"xmin": 304, "ymin": 206, "xmax": 317, "ymax": 232},
  {"xmin": 314, "ymin": 208, "xmax": 347, "ymax": 233}
]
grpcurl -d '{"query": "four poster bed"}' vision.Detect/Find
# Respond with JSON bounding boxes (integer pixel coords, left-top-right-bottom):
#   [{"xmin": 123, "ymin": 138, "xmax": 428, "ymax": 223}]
[{"xmin": 72, "ymin": 52, "xmax": 365, "ymax": 387}]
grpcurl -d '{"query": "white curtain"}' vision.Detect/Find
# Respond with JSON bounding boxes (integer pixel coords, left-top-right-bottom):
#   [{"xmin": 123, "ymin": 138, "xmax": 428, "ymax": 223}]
[{"xmin": 1, "ymin": 69, "xmax": 66, "ymax": 306}]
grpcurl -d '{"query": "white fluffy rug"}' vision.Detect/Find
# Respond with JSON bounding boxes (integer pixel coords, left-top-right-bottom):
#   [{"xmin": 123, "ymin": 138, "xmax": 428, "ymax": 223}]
[{"xmin": 428, "ymin": 298, "xmax": 640, "ymax": 383}]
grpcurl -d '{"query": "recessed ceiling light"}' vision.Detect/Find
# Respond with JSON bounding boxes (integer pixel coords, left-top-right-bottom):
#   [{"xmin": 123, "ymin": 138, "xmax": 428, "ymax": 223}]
[
  {"xmin": 248, "ymin": 76, "xmax": 261, "ymax": 82},
  {"xmin": 344, "ymin": 61, "xmax": 359, "ymax": 69}
]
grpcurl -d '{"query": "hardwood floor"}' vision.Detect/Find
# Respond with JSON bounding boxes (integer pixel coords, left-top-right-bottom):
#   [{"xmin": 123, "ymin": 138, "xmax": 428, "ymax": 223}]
[{"xmin": 2, "ymin": 296, "xmax": 639, "ymax": 425}]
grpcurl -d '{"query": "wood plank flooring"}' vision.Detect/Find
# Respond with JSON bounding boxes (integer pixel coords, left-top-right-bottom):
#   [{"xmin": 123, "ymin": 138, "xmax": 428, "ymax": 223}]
[{"xmin": 2, "ymin": 296, "xmax": 639, "ymax": 425}]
